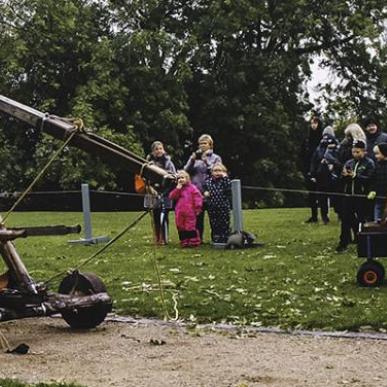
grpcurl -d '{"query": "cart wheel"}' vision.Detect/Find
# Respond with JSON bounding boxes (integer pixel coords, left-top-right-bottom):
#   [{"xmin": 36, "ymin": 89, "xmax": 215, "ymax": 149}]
[
  {"xmin": 357, "ymin": 261, "xmax": 385, "ymax": 287},
  {"xmin": 58, "ymin": 272, "xmax": 112, "ymax": 329}
]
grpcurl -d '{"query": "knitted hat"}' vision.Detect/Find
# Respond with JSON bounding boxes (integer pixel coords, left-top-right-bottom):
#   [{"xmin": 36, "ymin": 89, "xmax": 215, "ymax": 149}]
[
  {"xmin": 322, "ymin": 126, "xmax": 335, "ymax": 137},
  {"xmin": 353, "ymin": 140, "xmax": 366, "ymax": 149},
  {"xmin": 377, "ymin": 143, "xmax": 387, "ymax": 157}
]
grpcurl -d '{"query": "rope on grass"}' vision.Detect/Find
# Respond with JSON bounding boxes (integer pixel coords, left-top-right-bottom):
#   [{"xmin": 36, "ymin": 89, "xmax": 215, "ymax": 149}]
[
  {"xmin": 0, "ymin": 330, "xmax": 11, "ymax": 352},
  {"xmin": 171, "ymin": 291, "xmax": 179, "ymax": 321},
  {"xmin": 149, "ymin": 210, "xmax": 172, "ymax": 321},
  {"xmin": 42, "ymin": 210, "xmax": 150, "ymax": 286}
]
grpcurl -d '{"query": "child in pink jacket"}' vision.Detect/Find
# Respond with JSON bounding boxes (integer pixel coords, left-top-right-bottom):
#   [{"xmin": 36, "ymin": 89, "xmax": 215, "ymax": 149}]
[{"xmin": 169, "ymin": 170, "xmax": 203, "ymax": 247}]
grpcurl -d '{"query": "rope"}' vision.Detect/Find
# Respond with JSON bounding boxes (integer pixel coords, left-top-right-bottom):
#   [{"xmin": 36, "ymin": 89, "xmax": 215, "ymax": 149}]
[
  {"xmin": 241, "ymin": 185, "xmax": 387, "ymax": 200},
  {"xmin": 1, "ymin": 128, "xmax": 79, "ymax": 225},
  {"xmin": 43, "ymin": 210, "xmax": 150, "ymax": 286},
  {"xmin": 89, "ymin": 190, "xmax": 144, "ymax": 197},
  {"xmin": 171, "ymin": 291, "xmax": 179, "ymax": 321},
  {"xmin": 139, "ymin": 162, "xmax": 150, "ymax": 178},
  {"xmin": 0, "ymin": 190, "xmax": 145, "ymax": 197},
  {"xmin": 148, "ymin": 211, "xmax": 171, "ymax": 320},
  {"xmin": 0, "ymin": 330, "xmax": 11, "ymax": 352}
]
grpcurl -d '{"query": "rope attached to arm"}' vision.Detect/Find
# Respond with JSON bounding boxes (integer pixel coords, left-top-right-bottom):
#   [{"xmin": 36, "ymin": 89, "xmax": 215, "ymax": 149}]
[{"xmin": 1, "ymin": 118, "xmax": 82, "ymax": 225}]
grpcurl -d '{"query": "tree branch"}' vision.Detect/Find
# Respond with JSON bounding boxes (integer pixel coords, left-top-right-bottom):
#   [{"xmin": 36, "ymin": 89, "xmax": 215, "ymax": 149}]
[{"xmin": 294, "ymin": 34, "xmax": 355, "ymax": 55}]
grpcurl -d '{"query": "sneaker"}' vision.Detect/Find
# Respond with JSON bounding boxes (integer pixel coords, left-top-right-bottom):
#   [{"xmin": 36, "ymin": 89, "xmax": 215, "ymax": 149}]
[
  {"xmin": 305, "ymin": 217, "xmax": 318, "ymax": 223},
  {"xmin": 335, "ymin": 244, "xmax": 348, "ymax": 253},
  {"xmin": 322, "ymin": 217, "xmax": 330, "ymax": 225},
  {"xmin": 350, "ymin": 237, "xmax": 358, "ymax": 245}
]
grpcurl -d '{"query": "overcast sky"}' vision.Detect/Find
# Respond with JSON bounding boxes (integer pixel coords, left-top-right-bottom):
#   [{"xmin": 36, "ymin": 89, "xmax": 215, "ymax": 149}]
[{"xmin": 306, "ymin": 58, "xmax": 334, "ymax": 111}]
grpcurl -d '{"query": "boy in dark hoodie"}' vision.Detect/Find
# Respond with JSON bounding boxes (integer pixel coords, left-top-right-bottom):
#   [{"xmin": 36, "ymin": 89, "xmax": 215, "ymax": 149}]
[
  {"xmin": 336, "ymin": 140, "xmax": 375, "ymax": 252},
  {"xmin": 368, "ymin": 143, "xmax": 387, "ymax": 222}
]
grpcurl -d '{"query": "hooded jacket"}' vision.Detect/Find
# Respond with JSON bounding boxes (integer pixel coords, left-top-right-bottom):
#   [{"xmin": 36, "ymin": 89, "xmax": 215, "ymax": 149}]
[
  {"xmin": 365, "ymin": 129, "xmax": 387, "ymax": 160},
  {"xmin": 342, "ymin": 157, "xmax": 375, "ymax": 195},
  {"xmin": 300, "ymin": 120, "xmax": 323, "ymax": 176},
  {"xmin": 309, "ymin": 134, "xmax": 339, "ymax": 185},
  {"xmin": 169, "ymin": 183, "xmax": 203, "ymax": 230}
]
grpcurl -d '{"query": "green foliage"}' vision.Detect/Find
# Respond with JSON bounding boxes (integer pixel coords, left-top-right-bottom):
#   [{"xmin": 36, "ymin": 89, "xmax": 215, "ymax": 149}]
[
  {"xmin": 7, "ymin": 209, "xmax": 387, "ymax": 332},
  {"xmin": 0, "ymin": 1, "xmax": 385, "ymax": 201}
]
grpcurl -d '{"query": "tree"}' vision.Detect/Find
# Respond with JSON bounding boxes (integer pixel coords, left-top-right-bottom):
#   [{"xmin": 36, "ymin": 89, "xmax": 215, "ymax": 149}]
[{"xmin": 0, "ymin": 0, "xmax": 385, "ymax": 206}]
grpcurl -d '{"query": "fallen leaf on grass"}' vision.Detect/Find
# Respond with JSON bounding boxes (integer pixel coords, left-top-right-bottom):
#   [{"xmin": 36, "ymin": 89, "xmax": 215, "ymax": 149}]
[
  {"xmin": 235, "ymin": 288, "xmax": 247, "ymax": 294},
  {"xmin": 184, "ymin": 275, "xmax": 199, "ymax": 282}
]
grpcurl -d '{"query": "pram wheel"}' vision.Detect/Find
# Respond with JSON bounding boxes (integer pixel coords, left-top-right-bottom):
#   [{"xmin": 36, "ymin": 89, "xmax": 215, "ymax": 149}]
[{"xmin": 356, "ymin": 260, "xmax": 385, "ymax": 287}]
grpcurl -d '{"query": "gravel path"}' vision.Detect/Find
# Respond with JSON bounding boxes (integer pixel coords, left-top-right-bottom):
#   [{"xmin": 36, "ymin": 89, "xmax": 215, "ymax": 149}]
[{"xmin": 1, "ymin": 317, "xmax": 387, "ymax": 386}]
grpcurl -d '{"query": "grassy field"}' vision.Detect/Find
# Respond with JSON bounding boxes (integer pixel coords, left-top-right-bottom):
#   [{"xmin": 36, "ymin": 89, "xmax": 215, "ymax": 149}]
[{"xmin": 3, "ymin": 208, "xmax": 387, "ymax": 332}]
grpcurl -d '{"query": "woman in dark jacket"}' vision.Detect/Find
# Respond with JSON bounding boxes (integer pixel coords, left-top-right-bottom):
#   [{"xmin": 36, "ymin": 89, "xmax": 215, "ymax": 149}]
[
  {"xmin": 364, "ymin": 117, "xmax": 387, "ymax": 161},
  {"xmin": 301, "ymin": 116, "xmax": 323, "ymax": 223}
]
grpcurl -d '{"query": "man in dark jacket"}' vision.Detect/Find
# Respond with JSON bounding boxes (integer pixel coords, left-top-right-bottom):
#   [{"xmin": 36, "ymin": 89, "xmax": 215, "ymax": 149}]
[
  {"xmin": 301, "ymin": 115, "xmax": 323, "ymax": 223},
  {"xmin": 336, "ymin": 140, "xmax": 375, "ymax": 252},
  {"xmin": 364, "ymin": 116, "xmax": 387, "ymax": 160}
]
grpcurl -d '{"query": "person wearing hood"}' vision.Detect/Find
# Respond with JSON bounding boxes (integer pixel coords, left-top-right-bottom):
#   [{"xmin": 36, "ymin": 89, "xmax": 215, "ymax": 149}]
[
  {"xmin": 368, "ymin": 143, "xmax": 387, "ymax": 222},
  {"xmin": 321, "ymin": 126, "xmax": 342, "ymax": 217},
  {"xmin": 309, "ymin": 131, "xmax": 338, "ymax": 224},
  {"xmin": 301, "ymin": 115, "xmax": 323, "ymax": 223},
  {"xmin": 364, "ymin": 116, "xmax": 387, "ymax": 160},
  {"xmin": 146, "ymin": 141, "xmax": 176, "ymax": 245}
]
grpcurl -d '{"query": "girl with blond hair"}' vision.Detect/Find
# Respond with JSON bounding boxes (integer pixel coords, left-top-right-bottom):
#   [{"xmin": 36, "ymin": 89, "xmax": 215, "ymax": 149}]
[
  {"xmin": 169, "ymin": 170, "xmax": 203, "ymax": 247},
  {"xmin": 203, "ymin": 163, "xmax": 232, "ymax": 243}
]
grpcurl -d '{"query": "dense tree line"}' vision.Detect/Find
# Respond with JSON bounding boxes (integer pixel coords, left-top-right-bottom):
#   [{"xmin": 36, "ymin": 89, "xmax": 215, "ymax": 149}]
[{"xmin": 0, "ymin": 0, "xmax": 385, "ymax": 206}]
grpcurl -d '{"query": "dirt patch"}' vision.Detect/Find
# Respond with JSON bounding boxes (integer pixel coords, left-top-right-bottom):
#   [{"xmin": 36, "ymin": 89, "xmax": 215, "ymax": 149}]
[{"xmin": 1, "ymin": 317, "xmax": 387, "ymax": 386}]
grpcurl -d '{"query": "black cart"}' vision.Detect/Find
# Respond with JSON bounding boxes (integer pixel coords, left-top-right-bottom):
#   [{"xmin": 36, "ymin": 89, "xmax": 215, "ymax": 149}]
[{"xmin": 357, "ymin": 223, "xmax": 387, "ymax": 287}]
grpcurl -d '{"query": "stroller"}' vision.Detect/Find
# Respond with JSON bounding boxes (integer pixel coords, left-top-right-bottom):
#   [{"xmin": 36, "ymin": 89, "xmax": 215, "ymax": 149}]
[{"xmin": 144, "ymin": 187, "xmax": 173, "ymax": 245}]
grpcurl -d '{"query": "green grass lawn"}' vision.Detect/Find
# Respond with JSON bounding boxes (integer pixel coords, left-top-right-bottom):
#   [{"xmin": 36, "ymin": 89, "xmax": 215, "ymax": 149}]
[{"xmin": 3, "ymin": 208, "xmax": 387, "ymax": 332}]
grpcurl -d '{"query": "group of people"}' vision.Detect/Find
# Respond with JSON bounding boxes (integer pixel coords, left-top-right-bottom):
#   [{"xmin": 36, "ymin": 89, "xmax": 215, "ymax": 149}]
[
  {"xmin": 301, "ymin": 114, "xmax": 387, "ymax": 252},
  {"xmin": 145, "ymin": 135, "xmax": 231, "ymax": 248}
]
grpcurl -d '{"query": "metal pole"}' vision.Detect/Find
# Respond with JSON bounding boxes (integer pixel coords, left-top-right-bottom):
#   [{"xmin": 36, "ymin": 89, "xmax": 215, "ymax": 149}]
[
  {"xmin": 231, "ymin": 179, "xmax": 243, "ymax": 233},
  {"xmin": 68, "ymin": 184, "xmax": 110, "ymax": 245},
  {"xmin": 82, "ymin": 184, "xmax": 92, "ymax": 240}
]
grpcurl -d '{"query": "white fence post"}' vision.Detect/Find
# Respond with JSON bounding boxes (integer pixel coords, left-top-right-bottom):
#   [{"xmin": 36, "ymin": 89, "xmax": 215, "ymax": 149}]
[
  {"xmin": 231, "ymin": 179, "xmax": 243, "ymax": 233},
  {"xmin": 68, "ymin": 184, "xmax": 110, "ymax": 245}
]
